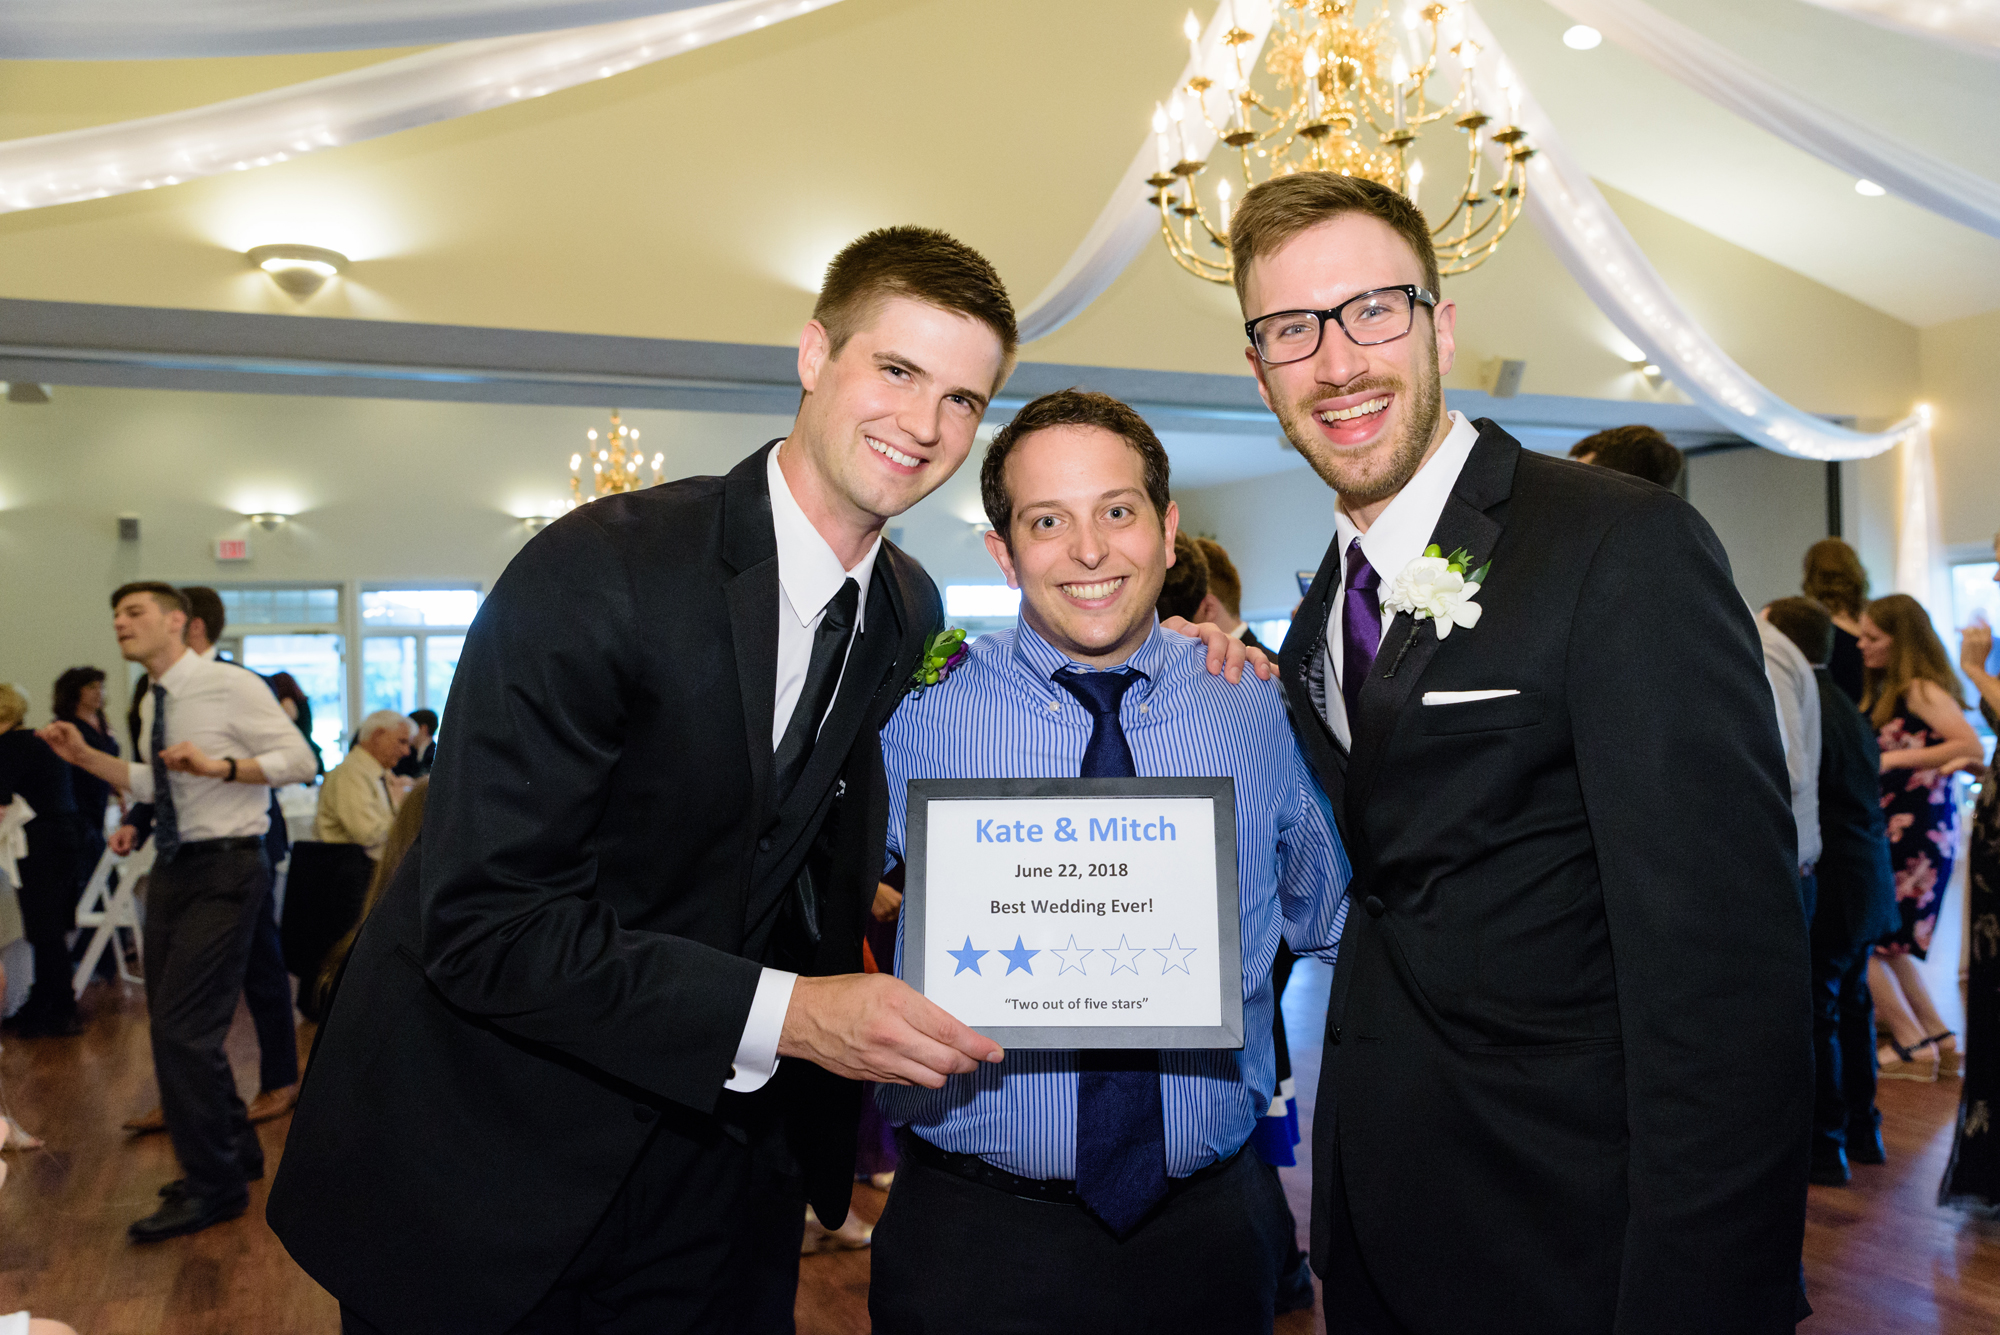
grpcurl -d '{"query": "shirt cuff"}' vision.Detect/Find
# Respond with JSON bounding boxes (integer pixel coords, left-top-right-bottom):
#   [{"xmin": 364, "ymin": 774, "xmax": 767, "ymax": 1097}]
[{"xmin": 723, "ymin": 968, "xmax": 797, "ymax": 1094}]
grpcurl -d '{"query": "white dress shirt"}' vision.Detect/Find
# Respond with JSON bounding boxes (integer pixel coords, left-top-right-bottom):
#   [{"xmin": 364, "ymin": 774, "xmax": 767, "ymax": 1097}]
[
  {"xmin": 1756, "ymin": 614, "xmax": 1823, "ymax": 870},
  {"xmin": 129, "ymin": 648, "xmax": 318, "ymax": 840},
  {"xmin": 726, "ymin": 445, "xmax": 885, "ymax": 1093},
  {"xmin": 1321, "ymin": 411, "xmax": 1483, "ymax": 747}
]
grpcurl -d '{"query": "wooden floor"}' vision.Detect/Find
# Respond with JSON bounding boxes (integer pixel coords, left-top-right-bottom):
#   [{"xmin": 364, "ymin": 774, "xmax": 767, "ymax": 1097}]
[{"xmin": 1, "ymin": 966, "xmax": 1995, "ymax": 1333}]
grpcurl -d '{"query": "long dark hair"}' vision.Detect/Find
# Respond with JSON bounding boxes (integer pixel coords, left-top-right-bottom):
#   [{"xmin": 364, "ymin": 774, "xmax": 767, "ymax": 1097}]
[{"xmin": 52, "ymin": 666, "xmax": 107, "ymax": 722}]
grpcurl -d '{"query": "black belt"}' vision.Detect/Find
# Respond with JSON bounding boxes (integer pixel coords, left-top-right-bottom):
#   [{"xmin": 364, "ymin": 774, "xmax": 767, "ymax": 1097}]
[
  {"xmin": 171, "ymin": 836, "xmax": 267, "ymax": 857},
  {"xmin": 896, "ymin": 1128, "xmax": 1241, "ymax": 1208}
]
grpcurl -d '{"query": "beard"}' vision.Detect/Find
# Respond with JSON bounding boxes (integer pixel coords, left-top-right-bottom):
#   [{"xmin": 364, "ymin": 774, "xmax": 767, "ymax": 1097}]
[{"xmin": 1274, "ymin": 339, "xmax": 1445, "ymax": 510}]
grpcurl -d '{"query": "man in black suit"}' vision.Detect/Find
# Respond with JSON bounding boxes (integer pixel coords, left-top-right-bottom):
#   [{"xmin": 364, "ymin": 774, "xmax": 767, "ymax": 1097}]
[
  {"xmin": 1229, "ymin": 172, "xmax": 1811, "ymax": 1333},
  {"xmin": 269, "ymin": 228, "xmax": 1023, "ymax": 1335},
  {"xmin": 1763, "ymin": 597, "xmax": 1899, "ymax": 1185}
]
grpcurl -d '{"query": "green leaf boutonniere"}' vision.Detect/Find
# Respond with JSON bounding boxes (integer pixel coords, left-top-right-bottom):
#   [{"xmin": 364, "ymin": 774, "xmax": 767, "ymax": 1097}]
[{"xmin": 908, "ymin": 627, "xmax": 969, "ymax": 698}]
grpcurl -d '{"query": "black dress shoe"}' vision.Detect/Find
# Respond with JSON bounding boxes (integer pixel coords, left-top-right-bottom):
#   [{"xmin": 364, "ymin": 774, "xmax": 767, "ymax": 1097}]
[
  {"xmin": 1847, "ymin": 1124, "xmax": 1887, "ymax": 1165},
  {"xmin": 129, "ymin": 1192, "xmax": 248, "ymax": 1243},
  {"xmin": 1809, "ymin": 1148, "xmax": 1851, "ymax": 1187}
]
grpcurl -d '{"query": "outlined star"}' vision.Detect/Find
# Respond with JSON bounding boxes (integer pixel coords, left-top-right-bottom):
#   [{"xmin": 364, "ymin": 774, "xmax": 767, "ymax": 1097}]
[
  {"xmin": 1049, "ymin": 935, "xmax": 1090, "ymax": 976},
  {"xmin": 1153, "ymin": 935, "xmax": 1198, "ymax": 975},
  {"xmin": 947, "ymin": 936, "xmax": 988, "ymax": 976},
  {"xmin": 999, "ymin": 936, "xmax": 1039, "ymax": 975},
  {"xmin": 1106, "ymin": 934, "xmax": 1146, "ymax": 976}
]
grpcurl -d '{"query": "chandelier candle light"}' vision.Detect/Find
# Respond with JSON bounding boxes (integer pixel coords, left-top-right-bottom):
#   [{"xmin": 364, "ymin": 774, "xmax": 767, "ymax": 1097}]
[
  {"xmin": 1147, "ymin": 0, "xmax": 1534, "ymax": 284},
  {"xmin": 566, "ymin": 410, "xmax": 664, "ymax": 509}
]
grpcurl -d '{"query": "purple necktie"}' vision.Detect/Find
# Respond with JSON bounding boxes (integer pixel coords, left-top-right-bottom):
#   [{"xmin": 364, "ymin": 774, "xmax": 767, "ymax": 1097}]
[{"xmin": 1341, "ymin": 538, "xmax": 1383, "ymax": 724}]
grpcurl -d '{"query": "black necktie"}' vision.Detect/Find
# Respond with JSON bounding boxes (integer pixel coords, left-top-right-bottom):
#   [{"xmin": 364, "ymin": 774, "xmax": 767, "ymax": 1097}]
[
  {"xmin": 772, "ymin": 577, "xmax": 860, "ymax": 808},
  {"xmin": 150, "ymin": 683, "xmax": 182, "ymax": 864},
  {"xmin": 1050, "ymin": 667, "xmax": 1167, "ymax": 1239}
]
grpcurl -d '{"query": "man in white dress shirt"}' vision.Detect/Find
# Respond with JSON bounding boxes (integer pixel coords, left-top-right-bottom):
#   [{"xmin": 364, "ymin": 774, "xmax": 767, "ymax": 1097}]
[
  {"xmin": 43, "ymin": 582, "xmax": 315, "ymax": 1243},
  {"xmin": 1231, "ymin": 172, "xmax": 1810, "ymax": 1334}
]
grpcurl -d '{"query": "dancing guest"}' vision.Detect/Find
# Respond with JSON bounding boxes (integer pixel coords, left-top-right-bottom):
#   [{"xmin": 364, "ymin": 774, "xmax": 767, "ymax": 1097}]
[
  {"xmin": 1858, "ymin": 593, "xmax": 1983, "ymax": 1080},
  {"xmin": 1567, "ymin": 423, "xmax": 1684, "ymax": 489},
  {"xmin": 1804, "ymin": 539, "xmax": 1870, "ymax": 703},
  {"xmin": 267, "ymin": 672, "xmax": 324, "ymax": 777},
  {"xmin": 0, "ymin": 684, "xmax": 86, "ymax": 1038},
  {"xmin": 314, "ymin": 712, "xmax": 414, "ymax": 858},
  {"xmin": 393, "ymin": 709, "xmax": 437, "ymax": 780},
  {"xmin": 51, "ymin": 667, "xmax": 119, "ymax": 880},
  {"xmin": 1941, "ymin": 550, "xmax": 2000, "ymax": 1211},
  {"xmin": 1155, "ymin": 530, "xmax": 1210, "ymax": 624}
]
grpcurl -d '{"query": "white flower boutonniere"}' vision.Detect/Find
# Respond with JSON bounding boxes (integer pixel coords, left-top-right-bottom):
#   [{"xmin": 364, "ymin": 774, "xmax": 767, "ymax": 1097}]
[{"xmin": 1383, "ymin": 545, "xmax": 1490, "ymax": 639}]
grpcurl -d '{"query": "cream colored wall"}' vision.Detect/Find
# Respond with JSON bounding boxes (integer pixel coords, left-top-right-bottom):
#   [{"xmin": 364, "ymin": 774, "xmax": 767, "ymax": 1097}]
[
  {"xmin": 1920, "ymin": 308, "xmax": 2000, "ymax": 551},
  {"xmin": 0, "ymin": 387, "xmax": 1014, "ymax": 730}
]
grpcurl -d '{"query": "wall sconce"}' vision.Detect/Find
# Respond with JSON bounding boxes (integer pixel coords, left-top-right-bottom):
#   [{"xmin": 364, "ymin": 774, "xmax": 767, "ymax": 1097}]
[
  {"xmin": 523, "ymin": 515, "xmax": 556, "ymax": 533},
  {"xmin": 246, "ymin": 511, "xmax": 291, "ymax": 530},
  {"xmin": 247, "ymin": 244, "xmax": 349, "ymax": 298},
  {"xmin": 1628, "ymin": 359, "xmax": 1665, "ymax": 385}
]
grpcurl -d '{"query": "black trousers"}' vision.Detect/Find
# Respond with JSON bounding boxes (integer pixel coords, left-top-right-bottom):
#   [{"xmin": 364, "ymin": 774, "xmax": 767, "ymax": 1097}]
[
  {"xmin": 870, "ymin": 1147, "xmax": 1288, "ymax": 1335},
  {"xmin": 144, "ymin": 846, "xmax": 270, "ymax": 1202},
  {"xmin": 1809, "ymin": 914, "xmax": 1880, "ymax": 1156},
  {"xmin": 344, "ymin": 1097, "xmax": 807, "ymax": 1335},
  {"xmin": 18, "ymin": 816, "xmax": 84, "ymax": 1021},
  {"xmin": 242, "ymin": 879, "xmax": 299, "ymax": 1092}
]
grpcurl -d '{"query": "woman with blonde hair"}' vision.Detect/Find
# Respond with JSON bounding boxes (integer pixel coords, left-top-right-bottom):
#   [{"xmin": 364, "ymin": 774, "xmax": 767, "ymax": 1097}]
[
  {"xmin": 1858, "ymin": 594, "xmax": 1984, "ymax": 1079},
  {"xmin": 1804, "ymin": 538, "xmax": 1870, "ymax": 702}
]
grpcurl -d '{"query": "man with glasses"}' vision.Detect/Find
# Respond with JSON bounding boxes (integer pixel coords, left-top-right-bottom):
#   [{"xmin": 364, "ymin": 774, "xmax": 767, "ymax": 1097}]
[{"xmin": 1230, "ymin": 172, "xmax": 1812, "ymax": 1334}]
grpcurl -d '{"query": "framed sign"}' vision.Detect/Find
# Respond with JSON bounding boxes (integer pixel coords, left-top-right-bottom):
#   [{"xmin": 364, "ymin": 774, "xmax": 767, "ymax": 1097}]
[{"xmin": 903, "ymin": 777, "xmax": 1242, "ymax": 1050}]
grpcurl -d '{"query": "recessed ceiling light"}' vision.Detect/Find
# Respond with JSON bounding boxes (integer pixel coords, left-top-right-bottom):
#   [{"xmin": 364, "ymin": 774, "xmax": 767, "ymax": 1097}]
[
  {"xmin": 1563, "ymin": 24, "xmax": 1602, "ymax": 50},
  {"xmin": 245, "ymin": 243, "xmax": 350, "ymax": 298},
  {"xmin": 1854, "ymin": 179, "xmax": 1886, "ymax": 197}
]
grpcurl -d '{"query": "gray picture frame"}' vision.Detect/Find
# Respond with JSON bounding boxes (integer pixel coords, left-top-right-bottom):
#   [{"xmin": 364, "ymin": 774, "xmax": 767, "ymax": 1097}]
[{"xmin": 904, "ymin": 776, "xmax": 1242, "ymax": 1050}]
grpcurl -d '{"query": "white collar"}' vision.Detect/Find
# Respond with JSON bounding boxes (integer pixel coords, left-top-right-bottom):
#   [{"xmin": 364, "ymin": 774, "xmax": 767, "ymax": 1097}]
[
  {"xmin": 152, "ymin": 646, "xmax": 200, "ymax": 691},
  {"xmin": 198, "ymin": 645, "xmax": 220, "ymax": 662},
  {"xmin": 768, "ymin": 443, "xmax": 881, "ymax": 631},
  {"xmin": 1335, "ymin": 411, "xmax": 1482, "ymax": 583}
]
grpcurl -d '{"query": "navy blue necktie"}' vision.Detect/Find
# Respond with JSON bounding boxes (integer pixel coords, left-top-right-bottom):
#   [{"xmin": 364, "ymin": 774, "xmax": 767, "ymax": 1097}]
[
  {"xmin": 150, "ymin": 683, "xmax": 182, "ymax": 864},
  {"xmin": 1051, "ymin": 667, "xmax": 1167, "ymax": 1238}
]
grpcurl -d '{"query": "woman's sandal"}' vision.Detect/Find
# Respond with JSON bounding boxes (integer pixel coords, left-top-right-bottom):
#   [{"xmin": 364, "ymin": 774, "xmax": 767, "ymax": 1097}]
[
  {"xmin": 1919, "ymin": 1030, "xmax": 1961, "ymax": 1078},
  {"xmin": 1878, "ymin": 1036, "xmax": 1940, "ymax": 1082}
]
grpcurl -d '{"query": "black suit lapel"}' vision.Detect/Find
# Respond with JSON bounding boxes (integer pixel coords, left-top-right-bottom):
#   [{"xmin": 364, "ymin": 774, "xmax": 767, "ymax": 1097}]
[
  {"xmin": 722, "ymin": 442, "xmax": 784, "ymax": 831},
  {"xmin": 1344, "ymin": 422, "xmax": 1520, "ymax": 823},
  {"xmin": 1281, "ymin": 530, "xmax": 1351, "ymax": 829}
]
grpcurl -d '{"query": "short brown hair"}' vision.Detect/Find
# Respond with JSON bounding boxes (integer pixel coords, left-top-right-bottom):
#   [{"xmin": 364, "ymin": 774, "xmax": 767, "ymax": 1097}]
[
  {"xmin": 1803, "ymin": 538, "xmax": 1869, "ymax": 618},
  {"xmin": 181, "ymin": 585, "xmax": 225, "ymax": 641},
  {"xmin": 814, "ymin": 226, "xmax": 1019, "ymax": 373},
  {"xmin": 111, "ymin": 581, "xmax": 189, "ymax": 618},
  {"xmin": 1194, "ymin": 537, "xmax": 1242, "ymax": 616},
  {"xmin": 1228, "ymin": 172, "xmax": 1440, "ymax": 307},
  {"xmin": 1157, "ymin": 532, "xmax": 1211, "ymax": 623},
  {"xmin": 1571, "ymin": 425, "xmax": 1683, "ymax": 489},
  {"xmin": 1764, "ymin": 597, "xmax": 1834, "ymax": 667},
  {"xmin": 982, "ymin": 390, "xmax": 1171, "ymax": 543}
]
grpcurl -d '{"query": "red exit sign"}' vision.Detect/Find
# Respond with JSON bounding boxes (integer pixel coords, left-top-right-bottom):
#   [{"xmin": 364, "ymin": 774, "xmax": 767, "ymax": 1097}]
[{"xmin": 215, "ymin": 537, "xmax": 251, "ymax": 561}]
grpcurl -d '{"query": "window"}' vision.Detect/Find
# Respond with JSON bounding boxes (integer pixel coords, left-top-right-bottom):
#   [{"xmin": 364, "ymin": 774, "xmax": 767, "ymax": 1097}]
[
  {"xmin": 943, "ymin": 584, "xmax": 1020, "ymax": 640},
  {"xmin": 220, "ymin": 586, "xmax": 340, "ymax": 627},
  {"xmin": 362, "ymin": 587, "xmax": 480, "ymax": 726},
  {"xmin": 216, "ymin": 584, "xmax": 348, "ymax": 765},
  {"xmin": 1951, "ymin": 560, "xmax": 1999, "ymax": 643},
  {"xmin": 1252, "ymin": 619, "xmax": 1292, "ymax": 650}
]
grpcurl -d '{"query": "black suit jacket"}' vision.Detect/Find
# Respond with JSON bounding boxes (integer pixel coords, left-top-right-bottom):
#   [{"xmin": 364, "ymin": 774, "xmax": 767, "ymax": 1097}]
[
  {"xmin": 268, "ymin": 443, "xmax": 940, "ymax": 1332},
  {"xmin": 1810, "ymin": 666, "xmax": 1898, "ymax": 952},
  {"xmin": 1280, "ymin": 422, "xmax": 1811, "ymax": 1335}
]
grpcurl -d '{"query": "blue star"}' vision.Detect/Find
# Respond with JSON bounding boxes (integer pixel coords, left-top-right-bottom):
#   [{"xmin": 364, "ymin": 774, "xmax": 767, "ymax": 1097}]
[
  {"xmin": 1107, "ymin": 934, "xmax": 1146, "ymax": 976},
  {"xmin": 947, "ymin": 936, "xmax": 989, "ymax": 976},
  {"xmin": 1153, "ymin": 934, "xmax": 1198, "ymax": 975},
  {"xmin": 999, "ymin": 935, "xmax": 1039, "ymax": 975},
  {"xmin": 1049, "ymin": 935, "xmax": 1090, "ymax": 975}
]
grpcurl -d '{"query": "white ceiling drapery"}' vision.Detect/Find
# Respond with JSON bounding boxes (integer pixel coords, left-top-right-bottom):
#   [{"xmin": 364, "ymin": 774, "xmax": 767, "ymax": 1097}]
[
  {"xmin": 0, "ymin": 0, "xmax": 842, "ymax": 216},
  {"xmin": 1543, "ymin": 0, "xmax": 2000, "ymax": 240},
  {"xmin": 1799, "ymin": 0, "xmax": 2000, "ymax": 59},
  {"xmin": 0, "ymin": 1, "xmax": 733, "ymax": 59}
]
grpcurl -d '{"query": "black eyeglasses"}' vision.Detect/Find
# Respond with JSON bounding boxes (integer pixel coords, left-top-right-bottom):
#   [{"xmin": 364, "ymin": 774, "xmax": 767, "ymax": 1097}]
[{"xmin": 1245, "ymin": 285, "xmax": 1438, "ymax": 365}]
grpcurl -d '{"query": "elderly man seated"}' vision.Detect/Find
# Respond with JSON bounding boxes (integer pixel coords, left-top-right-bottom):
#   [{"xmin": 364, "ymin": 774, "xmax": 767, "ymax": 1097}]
[{"xmin": 315, "ymin": 711, "xmax": 415, "ymax": 858}]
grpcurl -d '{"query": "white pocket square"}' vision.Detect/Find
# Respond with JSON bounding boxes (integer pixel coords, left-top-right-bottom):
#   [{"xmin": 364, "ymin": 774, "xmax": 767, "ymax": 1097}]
[{"xmin": 1421, "ymin": 689, "xmax": 1521, "ymax": 705}]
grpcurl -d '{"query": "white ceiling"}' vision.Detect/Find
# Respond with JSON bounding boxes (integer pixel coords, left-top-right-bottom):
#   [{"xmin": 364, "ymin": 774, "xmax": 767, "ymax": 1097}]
[{"xmin": 1482, "ymin": 0, "xmax": 2000, "ymax": 326}]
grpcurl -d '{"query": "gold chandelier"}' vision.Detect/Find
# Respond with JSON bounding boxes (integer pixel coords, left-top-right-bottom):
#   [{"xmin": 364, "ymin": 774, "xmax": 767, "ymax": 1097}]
[
  {"xmin": 566, "ymin": 410, "xmax": 664, "ymax": 509},
  {"xmin": 1148, "ymin": 0, "xmax": 1533, "ymax": 284}
]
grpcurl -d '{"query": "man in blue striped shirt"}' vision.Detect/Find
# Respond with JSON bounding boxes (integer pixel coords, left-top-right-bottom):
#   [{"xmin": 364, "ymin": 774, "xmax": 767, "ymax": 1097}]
[{"xmin": 869, "ymin": 389, "xmax": 1351, "ymax": 1335}]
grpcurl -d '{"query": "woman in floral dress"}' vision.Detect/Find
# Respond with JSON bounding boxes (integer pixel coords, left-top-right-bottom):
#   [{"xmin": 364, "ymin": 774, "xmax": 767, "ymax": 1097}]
[
  {"xmin": 1941, "ymin": 559, "xmax": 1999, "ymax": 1211},
  {"xmin": 1859, "ymin": 594, "xmax": 1984, "ymax": 1079}
]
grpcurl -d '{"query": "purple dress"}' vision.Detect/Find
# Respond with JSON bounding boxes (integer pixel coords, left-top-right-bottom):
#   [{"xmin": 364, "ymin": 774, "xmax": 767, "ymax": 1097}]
[{"xmin": 1875, "ymin": 694, "xmax": 1960, "ymax": 959}]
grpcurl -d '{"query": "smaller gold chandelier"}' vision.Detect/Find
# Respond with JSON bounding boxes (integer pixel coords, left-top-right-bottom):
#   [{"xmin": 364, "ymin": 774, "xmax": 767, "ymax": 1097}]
[{"xmin": 567, "ymin": 410, "xmax": 664, "ymax": 508}]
